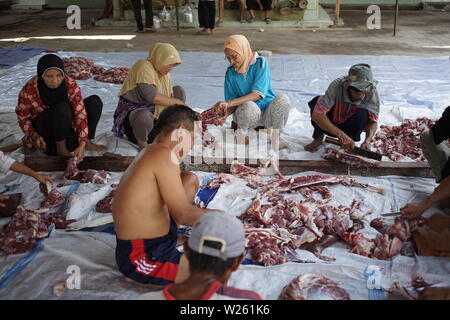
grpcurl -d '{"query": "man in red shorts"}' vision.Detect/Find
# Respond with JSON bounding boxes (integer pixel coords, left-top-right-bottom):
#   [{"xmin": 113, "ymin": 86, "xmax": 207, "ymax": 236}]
[{"xmin": 113, "ymin": 105, "xmax": 215, "ymax": 287}]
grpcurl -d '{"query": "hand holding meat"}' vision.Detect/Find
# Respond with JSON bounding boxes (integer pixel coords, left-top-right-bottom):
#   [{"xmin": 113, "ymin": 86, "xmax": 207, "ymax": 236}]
[
  {"xmin": 400, "ymin": 202, "xmax": 428, "ymax": 220},
  {"xmin": 33, "ymin": 173, "xmax": 53, "ymax": 185},
  {"xmin": 360, "ymin": 140, "xmax": 371, "ymax": 151},
  {"xmin": 338, "ymin": 132, "xmax": 355, "ymax": 150},
  {"xmin": 418, "ymin": 287, "xmax": 450, "ymax": 300},
  {"xmin": 73, "ymin": 142, "xmax": 86, "ymax": 163}
]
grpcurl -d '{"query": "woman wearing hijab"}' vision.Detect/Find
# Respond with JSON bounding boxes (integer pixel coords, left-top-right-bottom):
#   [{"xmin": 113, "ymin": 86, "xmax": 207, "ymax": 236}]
[
  {"xmin": 212, "ymin": 35, "xmax": 291, "ymax": 149},
  {"xmin": 15, "ymin": 54, "xmax": 106, "ymax": 161},
  {"xmin": 113, "ymin": 43, "xmax": 186, "ymax": 150}
]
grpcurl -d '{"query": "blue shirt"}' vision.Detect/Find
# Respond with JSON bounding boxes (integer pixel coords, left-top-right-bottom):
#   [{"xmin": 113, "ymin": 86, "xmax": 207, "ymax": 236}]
[{"xmin": 224, "ymin": 55, "xmax": 276, "ymax": 112}]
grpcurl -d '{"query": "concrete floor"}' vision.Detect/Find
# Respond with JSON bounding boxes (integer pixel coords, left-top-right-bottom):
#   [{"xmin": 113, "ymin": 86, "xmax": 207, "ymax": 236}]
[{"xmin": 0, "ymin": 7, "xmax": 449, "ymax": 55}]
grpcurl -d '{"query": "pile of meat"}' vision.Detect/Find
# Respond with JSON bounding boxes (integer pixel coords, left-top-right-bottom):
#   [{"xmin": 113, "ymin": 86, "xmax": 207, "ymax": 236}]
[
  {"xmin": 40, "ymin": 182, "xmax": 66, "ymax": 209},
  {"xmin": 0, "ymin": 183, "xmax": 77, "ymax": 256},
  {"xmin": 229, "ymin": 161, "xmax": 387, "ymax": 265},
  {"xmin": 279, "ymin": 274, "xmax": 350, "ymax": 300},
  {"xmin": 202, "ymin": 174, "xmax": 232, "ymax": 189},
  {"xmin": 95, "ymin": 184, "xmax": 118, "ymax": 213},
  {"xmin": 322, "ymin": 147, "xmax": 380, "ymax": 168},
  {"xmin": 63, "ymin": 157, "xmax": 110, "ymax": 184},
  {"xmin": 62, "ymin": 57, "xmax": 129, "ymax": 84},
  {"xmin": 0, "ymin": 207, "xmax": 76, "ymax": 255},
  {"xmin": 349, "ymin": 215, "xmax": 425, "ymax": 259},
  {"xmin": 93, "ymin": 67, "xmax": 129, "ymax": 84},
  {"xmin": 372, "ymin": 118, "xmax": 436, "ymax": 162}
]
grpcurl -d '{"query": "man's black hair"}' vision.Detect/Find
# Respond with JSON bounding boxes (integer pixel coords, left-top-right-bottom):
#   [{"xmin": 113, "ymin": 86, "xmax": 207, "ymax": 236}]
[
  {"xmin": 154, "ymin": 104, "xmax": 199, "ymax": 137},
  {"xmin": 188, "ymin": 241, "xmax": 242, "ymax": 277}
]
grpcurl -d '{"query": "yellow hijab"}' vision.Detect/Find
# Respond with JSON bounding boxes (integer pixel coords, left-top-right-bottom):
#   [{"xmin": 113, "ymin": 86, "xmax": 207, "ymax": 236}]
[
  {"xmin": 119, "ymin": 43, "xmax": 182, "ymax": 117},
  {"xmin": 223, "ymin": 35, "xmax": 254, "ymax": 75}
]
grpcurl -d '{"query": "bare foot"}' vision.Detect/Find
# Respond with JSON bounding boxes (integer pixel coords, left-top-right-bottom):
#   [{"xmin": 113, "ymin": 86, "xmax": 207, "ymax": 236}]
[
  {"xmin": 86, "ymin": 140, "xmax": 108, "ymax": 152},
  {"xmin": 277, "ymin": 140, "xmax": 289, "ymax": 150},
  {"xmin": 56, "ymin": 142, "xmax": 72, "ymax": 157},
  {"xmin": 124, "ymin": 277, "xmax": 163, "ymax": 290},
  {"xmin": 304, "ymin": 137, "xmax": 324, "ymax": 152}
]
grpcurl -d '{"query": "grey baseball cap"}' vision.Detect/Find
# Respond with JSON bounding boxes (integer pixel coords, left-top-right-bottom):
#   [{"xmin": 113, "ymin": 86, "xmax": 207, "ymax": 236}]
[
  {"xmin": 188, "ymin": 211, "xmax": 246, "ymax": 261},
  {"xmin": 347, "ymin": 64, "xmax": 378, "ymax": 91}
]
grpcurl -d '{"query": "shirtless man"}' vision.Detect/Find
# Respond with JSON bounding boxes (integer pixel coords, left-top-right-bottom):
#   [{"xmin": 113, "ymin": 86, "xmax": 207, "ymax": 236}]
[{"xmin": 113, "ymin": 105, "xmax": 212, "ymax": 287}]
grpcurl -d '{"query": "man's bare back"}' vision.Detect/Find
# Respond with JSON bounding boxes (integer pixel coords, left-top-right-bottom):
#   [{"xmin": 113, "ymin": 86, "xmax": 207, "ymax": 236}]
[
  {"xmin": 113, "ymin": 104, "xmax": 213, "ymax": 286},
  {"xmin": 113, "ymin": 144, "xmax": 173, "ymax": 240}
]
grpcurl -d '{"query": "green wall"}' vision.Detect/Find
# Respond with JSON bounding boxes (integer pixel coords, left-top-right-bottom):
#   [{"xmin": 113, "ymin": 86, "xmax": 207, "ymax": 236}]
[
  {"xmin": 45, "ymin": 0, "xmax": 105, "ymax": 9},
  {"xmin": 45, "ymin": 0, "xmax": 422, "ymax": 9},
  {"xmin": 320, "ymin": 0, "xmax": 421, "ymax": 6}
]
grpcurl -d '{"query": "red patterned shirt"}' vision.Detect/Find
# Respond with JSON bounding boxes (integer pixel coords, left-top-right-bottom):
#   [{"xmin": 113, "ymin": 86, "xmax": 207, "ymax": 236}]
[{"xmin": 15, "ymin": 76, "xmax": 89, "ymax": 148}]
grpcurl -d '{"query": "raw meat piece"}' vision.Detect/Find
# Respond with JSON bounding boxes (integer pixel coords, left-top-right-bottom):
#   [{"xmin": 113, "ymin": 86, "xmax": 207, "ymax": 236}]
[
  {"xmin": 41, "ymin": 188, "xmax": 65, "ymax": 209},
  {"xmin": 279, "ymin": 174, "xmax": 385, "ymax": 194},
  {"xmin": 372, "ymin": 118, "xmax": 448, "ymax": 162},
  {"xmin": 279, "ymin": 274, "xmax": 350, "ymax": 300},
  {"xmin": 199, "ymin": 105, "xmax": 228, "ymax": 127},
  {"xmin": 79, "ymin": 169, "xmax": 109, "ymax": 184},
  {"xmin": 244, "ymin": 227, "xmax": 297, "ymax": 266},
  {"xmin": 91, "ymin": 65, "xmax": 106, "ymax": 75},
  {"xmin": 372, "ymin": 234, "xmax": 391, "ymax": 260},
  {"xmin": 341, "ymin": 232, "xmax": 375, "ymax": 257},
  {"xmin": 0, "ymin": 207, "xmax": 76, "ymax": 256},
  {"xmin": 93, "ymin": 67, "xmax": 129, "ymax": 84},
  {"xmin": 63, "ymin": 157, "xmax": 109, "ymax": 184},
  {"xmin": 63, "ymin": 156, "xmax": 79, "ymax": 179},
  {"xmin": 239, "ymin": 193, "xmax": 372, "ymax": 264},
  {"xmin": 202, "ymin": 174, "xmax": 232, "ymax": 189},
  {"xmin": 63, "ymin": 57, "xmax": 95, "ymax": 80},
  {"xmin": 322, "ymin": 147, "xmax": 380, "ymax": 168},
  {"xmin": 52, "ymin": 281, "xmax": 68, "ymax": 297},
  {"xmin": 95, "ymin": 188, "xmax": 117, "ymax": 213}
]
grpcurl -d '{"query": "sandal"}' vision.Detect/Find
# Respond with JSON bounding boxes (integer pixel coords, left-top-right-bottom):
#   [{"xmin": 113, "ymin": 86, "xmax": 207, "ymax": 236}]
[
  {"xmin": 264, "ymin": 18, "xmax": 271, "ymax": 24},
  {"xmin": 247, "ymin": 16, "xmax": 255, "ymax": 23}
]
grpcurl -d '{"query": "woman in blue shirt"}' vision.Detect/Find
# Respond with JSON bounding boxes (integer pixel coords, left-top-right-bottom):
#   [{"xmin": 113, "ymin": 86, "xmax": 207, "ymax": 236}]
[{"xmin": 212, "ymin": 35, "xmax": 291, "ymax": 149}]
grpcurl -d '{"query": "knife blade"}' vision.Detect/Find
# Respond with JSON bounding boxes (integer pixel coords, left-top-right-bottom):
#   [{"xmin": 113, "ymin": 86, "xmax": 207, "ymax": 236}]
[
  {"xmin": 381, "ymin": 212, "xmax": 402, "ymax": 217},
  {"xmin": 325, "ymin": 137, "xmax": 383, "ymax": 161}
]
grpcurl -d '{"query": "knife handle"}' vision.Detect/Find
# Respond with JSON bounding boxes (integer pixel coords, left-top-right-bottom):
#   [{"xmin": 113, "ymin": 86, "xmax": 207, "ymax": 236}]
[{"xmin": 325, "ymin": 136, "xmax": 341, "ymax": 146}]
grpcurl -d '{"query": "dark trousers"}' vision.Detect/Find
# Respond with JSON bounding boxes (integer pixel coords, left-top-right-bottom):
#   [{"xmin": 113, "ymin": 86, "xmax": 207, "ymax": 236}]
[
  {"xmin": 32, "ymin": 95, "xmax": 103, "ymax": 156},
  {"xmin": 198, "ymin": 0, "xmax": 216, "ymax": 29},
  {"xmin": 308, "ymin": 95, "xmax": 369, "ymax": 142},
  {"xmin": 131, "ymin": 0, "xmax": 153, "ymax": 30}
]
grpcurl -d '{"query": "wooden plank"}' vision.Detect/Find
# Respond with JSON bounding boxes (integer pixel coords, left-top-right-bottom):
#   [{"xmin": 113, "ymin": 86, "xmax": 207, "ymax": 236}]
[
  {"xmin": 24, "ymin": 154, "xmax": 433, "ymax": 178},
  {"xmin": 24, "ymin": 154, "xmax": 135, "ymax": 172},
  {"xmin": 184, "ymin": 157, "xmax": 433, "ymax": 178}
]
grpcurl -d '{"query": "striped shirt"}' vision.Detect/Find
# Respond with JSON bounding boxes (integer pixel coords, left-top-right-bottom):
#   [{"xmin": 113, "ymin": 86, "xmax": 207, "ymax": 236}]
[
  {"xmin": 138, "ymin": 281, "xmax": 263, "ymax": 300},
  {"xmin": 314, "ymin": 77, "xmax": 380, "ymax": 124}
]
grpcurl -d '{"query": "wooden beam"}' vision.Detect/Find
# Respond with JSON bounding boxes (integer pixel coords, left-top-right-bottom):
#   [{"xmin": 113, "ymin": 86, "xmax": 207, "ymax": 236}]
[
  {"xmin": 24, "ymin": 154, "xmax": 433, "ymax": 178},
  {"xmin": 184, "ymin": 157, "xmax": 433, "ymax": 178},
  {"xmin": 24, "ymin": 154, "xmax": 135, "ymax": 172}
]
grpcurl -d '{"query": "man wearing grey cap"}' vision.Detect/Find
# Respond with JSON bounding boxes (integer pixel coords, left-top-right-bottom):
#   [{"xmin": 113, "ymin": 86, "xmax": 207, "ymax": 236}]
[
  {"xmin": 139, "ymin": 211, "xmax": 262, "ymax": 300},
  {"xmin": 304, "ymin": 63, "xmax": 380, "ymax": 153}
]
